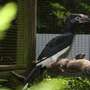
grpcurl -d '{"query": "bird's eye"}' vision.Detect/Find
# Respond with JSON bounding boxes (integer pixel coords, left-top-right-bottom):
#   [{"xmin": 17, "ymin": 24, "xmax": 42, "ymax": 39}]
[
  {"xmin": 75, "ymin": 16, "xmax": 81, "ymax": 21},
  {"xmin": 71, "ymin": 16, "xmax": 81, "ymax": 23}
]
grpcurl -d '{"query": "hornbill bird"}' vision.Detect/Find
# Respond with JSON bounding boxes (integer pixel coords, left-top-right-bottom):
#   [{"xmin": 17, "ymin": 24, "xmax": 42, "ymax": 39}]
[{"xmin": 11, "ymin": 14, "xmax": 90, "ymax": 90}]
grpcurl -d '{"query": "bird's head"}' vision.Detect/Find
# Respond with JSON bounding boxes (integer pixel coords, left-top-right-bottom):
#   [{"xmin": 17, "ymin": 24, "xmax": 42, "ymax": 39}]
[
  {"xmin": 70, "ymin": 14, "xmax": 90, "ymax": 24},
  {"xmin": 65, "ymin": 14, "xmax": 90, "ymax": 33}
]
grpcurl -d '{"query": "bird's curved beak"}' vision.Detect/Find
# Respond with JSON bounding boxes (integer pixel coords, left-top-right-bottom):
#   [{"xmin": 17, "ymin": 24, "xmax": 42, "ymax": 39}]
[
  {"xmin": 83, "ymin": 16, "xmax": 90, "ymax": 23},
  {"xmin": 78, "ymin": 15, "xmax": 90, "ymax": 23}
]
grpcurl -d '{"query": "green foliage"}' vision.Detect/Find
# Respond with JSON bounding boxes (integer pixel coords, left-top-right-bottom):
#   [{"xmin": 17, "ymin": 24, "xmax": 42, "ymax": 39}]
[
  {"xmin": 49, "ymin": 2, "xmax": 68, "ymax": 18},
  {"xmin": 49, "ymin": 2, "xmax": 70, "ymax": 27},
  {"xmin": 67, "ymin": 77, "xmax": 90, "ymax": 90},
  {"xmin": 28, "ymin": 77, "xmax": 69, "ymax": 90},
  {"xmin": 27, "ymin": 76, "xmax": 90, "ymax": 90},
  {"xmin": 0, "ymin": 2, "xmax": 17, "ymax": 39},
  {"xmin": 1, "ymin": 75, "xmax": 90, "ymax": 90},
  {"xmin": 80, "ymin": 3, "xmax": 90, "ymax": 12},
  {"xmin": 37, "ymin": 0, "xmax": 90, "ymax": 33}
]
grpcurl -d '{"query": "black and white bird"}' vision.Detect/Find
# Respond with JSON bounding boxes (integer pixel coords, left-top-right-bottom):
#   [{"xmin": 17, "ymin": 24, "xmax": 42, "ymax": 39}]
[
  {"xmin": 37, "ymin": 14, "xmax": 90, "ymax": 61},
  {"xmin": 11, "ymin": 14, "xmax": 90, "ymax": 90}
]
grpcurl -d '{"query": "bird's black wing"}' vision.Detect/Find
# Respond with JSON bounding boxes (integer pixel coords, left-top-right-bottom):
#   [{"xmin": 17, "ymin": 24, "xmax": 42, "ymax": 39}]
[{"xmin": 37, "ymin": 33, "xmax": 74, "ymax": 61}]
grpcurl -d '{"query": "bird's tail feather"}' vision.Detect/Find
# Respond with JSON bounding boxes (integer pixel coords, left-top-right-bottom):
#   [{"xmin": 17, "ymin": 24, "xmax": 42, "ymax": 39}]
[
  {"xmin": 11, "ymin": 65, "xmax": 46, "ymax": 89},
  {"xmin": 22, "ymin": 65, "xmax": 46, "ymax": 90},
  {"xmin": 24, "ymin": 65, "xmax": 45, "ymax": 84}
]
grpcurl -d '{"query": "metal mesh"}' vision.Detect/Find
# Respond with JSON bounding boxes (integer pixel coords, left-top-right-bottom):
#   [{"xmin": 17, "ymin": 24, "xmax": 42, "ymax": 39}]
[
  {"xmin": 36, "ymin": 34, "xmax": 90, "ymax": 60},
  {"xmin": 67, "ymin": 35, "xmax": 90, "ymax": 59}
]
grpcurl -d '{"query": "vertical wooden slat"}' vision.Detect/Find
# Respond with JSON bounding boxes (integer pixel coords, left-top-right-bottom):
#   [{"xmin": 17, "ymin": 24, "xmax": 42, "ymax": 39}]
[
  {"xmin": 17, "ymin": 0, "xmax": 36, "ymax": 68},
  {"xmin": 25, "ymin": 0, "xmax": 37, "ymax": 68},
  {"xmin": 17, "ymin": 0, "xmax": 25, "ymax": 66}
]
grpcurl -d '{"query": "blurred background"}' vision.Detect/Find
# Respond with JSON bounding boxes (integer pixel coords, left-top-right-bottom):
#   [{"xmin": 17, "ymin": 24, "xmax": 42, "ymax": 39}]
[
  {"xmin": 0, "ymin": 0, "xmax": 17, "ymax": 65},
  {"xmin": 37, "ymin": 0, "xmax": 90, "ymax": 33}
]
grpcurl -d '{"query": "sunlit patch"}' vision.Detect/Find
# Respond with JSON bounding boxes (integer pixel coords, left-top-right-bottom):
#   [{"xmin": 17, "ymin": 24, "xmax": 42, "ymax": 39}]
[
  {"xmin": 28, "ymin": 77, "xmax": 68, "ymax": 90},
  {"xmin": 0, "ymin": 2, "xmax": 17, "ymax": 40}
]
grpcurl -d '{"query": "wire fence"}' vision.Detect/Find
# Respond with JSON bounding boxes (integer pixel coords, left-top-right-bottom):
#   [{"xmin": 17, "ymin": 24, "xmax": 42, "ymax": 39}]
[{"xmin": 36, "ymin": 34, "xmax": 90, "ymax": 60}]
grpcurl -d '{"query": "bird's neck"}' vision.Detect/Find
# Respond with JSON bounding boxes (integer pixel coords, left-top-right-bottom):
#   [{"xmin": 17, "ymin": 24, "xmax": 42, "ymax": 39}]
[{"xmin": 64, "ymin": 22, "xmax": 75, "ymax": 34}]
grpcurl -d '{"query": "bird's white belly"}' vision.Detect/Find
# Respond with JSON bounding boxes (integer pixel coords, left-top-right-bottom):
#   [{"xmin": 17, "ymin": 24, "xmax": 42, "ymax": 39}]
[{"xmin": 37, "ymin": 46, "xmax": 70, "ymax": 67}]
